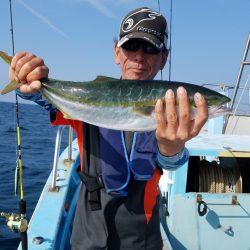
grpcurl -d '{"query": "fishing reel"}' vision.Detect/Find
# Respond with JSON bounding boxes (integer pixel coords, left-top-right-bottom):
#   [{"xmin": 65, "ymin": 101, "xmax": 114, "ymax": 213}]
[{"xmin": 0, "ymin": 211, "xmax": 28, "ymax": 233}]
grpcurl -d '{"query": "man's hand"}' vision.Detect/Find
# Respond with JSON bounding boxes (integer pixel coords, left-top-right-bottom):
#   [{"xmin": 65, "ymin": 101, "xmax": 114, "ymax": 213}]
[
  {"xmin": 9, "ymin": 52, "xmax": 49, "ymax": 93},
  {"xmin": 155, "ymin": 86, "xmax": 208, "ymax": 156}
]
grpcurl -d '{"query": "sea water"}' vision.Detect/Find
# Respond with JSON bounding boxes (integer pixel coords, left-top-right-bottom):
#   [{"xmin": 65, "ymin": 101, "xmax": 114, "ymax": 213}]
[{"xmin": 0, "ymin": 101, "xmax": 68, "ymax": 249}]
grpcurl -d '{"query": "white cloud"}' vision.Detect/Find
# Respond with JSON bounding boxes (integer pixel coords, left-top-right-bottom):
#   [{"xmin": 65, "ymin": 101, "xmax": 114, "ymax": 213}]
[
  {"xmin": 17, "ymin": 0, "xmax": 68, "ymax": 38},
  {"xmin": 83, "ymin": 0, "xmax": 116, "ymax": 18}
]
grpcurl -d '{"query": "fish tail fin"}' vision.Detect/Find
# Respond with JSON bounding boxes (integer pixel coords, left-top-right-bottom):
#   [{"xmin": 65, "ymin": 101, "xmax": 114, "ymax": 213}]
[
  {"xmin": 0, "ymin": 51, "xmax": 13, "ymax": 65},
  {"xmin": 0, "ymin": 51, "xmax": 21, "ymax": 95},
  {"xmin": 1, "ymin": 80, "xmax": 22, "ymax": 95}
]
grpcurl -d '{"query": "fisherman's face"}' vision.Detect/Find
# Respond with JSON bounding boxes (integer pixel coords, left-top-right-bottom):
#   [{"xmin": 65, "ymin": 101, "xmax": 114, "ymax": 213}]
[{"xmin": 114, "ymin": 39, "xmax": 168, "ymax": 80}]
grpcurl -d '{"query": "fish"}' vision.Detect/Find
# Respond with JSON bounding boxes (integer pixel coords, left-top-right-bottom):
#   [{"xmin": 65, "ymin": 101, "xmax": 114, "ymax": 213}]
[{"xmin": 0, "ymin": 50, "xmax": 231, "ymax": 131}]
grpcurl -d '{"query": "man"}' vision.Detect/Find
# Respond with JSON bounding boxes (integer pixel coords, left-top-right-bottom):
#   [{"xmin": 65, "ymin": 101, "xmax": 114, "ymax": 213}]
[{"xmin": 10, "ymin": 7, "xmax": 208, "ymax": 250}]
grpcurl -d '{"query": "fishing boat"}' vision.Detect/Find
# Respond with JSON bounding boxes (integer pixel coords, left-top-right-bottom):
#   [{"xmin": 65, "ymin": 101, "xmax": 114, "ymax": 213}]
[
  {"xmin": 9, "ymin": 33, "xmax": 249, "ymax": 249},
  {"xmin": 1, "ymin": 0, "xmax": 250, "ymax": 249},
  {"xmin": 160, "ymin": 33, "xmax": 250, "ymax": 250}
]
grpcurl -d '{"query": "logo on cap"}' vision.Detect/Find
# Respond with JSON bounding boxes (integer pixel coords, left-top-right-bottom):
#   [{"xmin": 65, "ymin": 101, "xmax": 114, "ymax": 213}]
[
  {"xmin": 124, "ymin": 18, "xmax": 134, "ymax": 30},
  {"xmin": 122, "ymin": 8, "xmax": 161, "ymax": 33}
]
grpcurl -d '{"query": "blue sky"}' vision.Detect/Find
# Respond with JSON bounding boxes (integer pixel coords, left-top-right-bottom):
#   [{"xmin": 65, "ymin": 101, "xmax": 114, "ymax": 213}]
[{"xmin": 0, "ymin": 0, "xmax": 249, "ymax": 103}]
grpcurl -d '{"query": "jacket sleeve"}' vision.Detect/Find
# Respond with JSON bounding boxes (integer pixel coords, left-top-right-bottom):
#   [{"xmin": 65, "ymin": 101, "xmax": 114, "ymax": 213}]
[
  {"xmin": 156, "ymin": 147, "xmax": 189, "ymax": 170},
  {"xmin": 16, "ymin": 90, "xmax": 58, "ymax": 113},
  {"xmin": 16, "ymin": 89, "xmax": 72, "ymax": 126}
]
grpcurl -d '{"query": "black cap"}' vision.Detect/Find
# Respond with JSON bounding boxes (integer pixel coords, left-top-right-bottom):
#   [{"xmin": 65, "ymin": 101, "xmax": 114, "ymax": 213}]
[{"xmin": 117, "ymin": 7, "xmax": 168, "ymax": 50}]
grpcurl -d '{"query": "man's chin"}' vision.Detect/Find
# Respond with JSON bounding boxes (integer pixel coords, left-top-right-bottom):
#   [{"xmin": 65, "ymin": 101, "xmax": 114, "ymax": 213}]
[{"xmin": 124, "ymin": 71, "xmax": 148, "ymax": 80}]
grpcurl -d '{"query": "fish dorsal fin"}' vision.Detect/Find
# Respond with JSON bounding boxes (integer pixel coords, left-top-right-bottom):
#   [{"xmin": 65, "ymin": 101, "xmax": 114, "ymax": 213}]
[{"xmin": 94, "ymin": 75, "xmax": 118, "ymax": 82}]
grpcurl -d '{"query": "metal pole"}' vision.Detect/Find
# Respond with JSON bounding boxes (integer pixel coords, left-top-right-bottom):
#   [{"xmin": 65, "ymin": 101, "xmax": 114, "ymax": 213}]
[
  {"xmin": 67, "ymin": 127, "xmax": 73, "ymax": 161},
  {"xmin": 50, "ymin": 126, "xmax": 66, "ymax": 190},
  {"xmin": 230, "ymin": 33, "xmax": 250, "ymax": 110},
  {"xmin": 223, "ymin": 33, "xmax": 250, "ymax": 133},
  {"xmin": 64, "ymin": 126, "xmax": 75, "ymax": 165}
]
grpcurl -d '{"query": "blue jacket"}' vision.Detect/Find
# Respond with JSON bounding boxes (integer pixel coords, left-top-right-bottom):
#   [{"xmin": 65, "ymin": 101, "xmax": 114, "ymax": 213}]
[{"xmin": 99, "ymin": 128, "xmax": 157, "ymax": 195}]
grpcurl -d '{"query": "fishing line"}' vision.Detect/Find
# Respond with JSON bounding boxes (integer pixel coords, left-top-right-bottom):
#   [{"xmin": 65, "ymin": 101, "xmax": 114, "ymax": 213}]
[
  {"xmin": 157, "ymin": 0, "xmax": 172, "ymax": 81},
  {"xmin": 157, "ymin": 0, "xmax": 161, "ymax": 12},
  {"xmin": 158, "ymin": 0, "xmax": 173, "ymax": 80},
  {"xmin": 168, "ymin": 0, "xmax": 173, "ymax": 81}
]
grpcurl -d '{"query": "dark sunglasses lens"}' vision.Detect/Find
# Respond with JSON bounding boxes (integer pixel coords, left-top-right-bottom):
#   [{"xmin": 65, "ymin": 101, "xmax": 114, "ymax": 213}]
[
  {"xmin": 122, "ymin": 41, "xmax": 160, "ymax": 54},
  {"xmin": 122, "ymin": 42, "xmax": 140, "ymax": 52},
  {"xmin": 144, "ymin": 45, "xmax": 160, "ymax": 54}
]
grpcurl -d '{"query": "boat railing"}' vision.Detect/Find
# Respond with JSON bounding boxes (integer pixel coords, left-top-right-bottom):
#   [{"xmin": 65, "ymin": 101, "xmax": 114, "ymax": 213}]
[{"xmin": 50, "ymin": 126, "xmax": 74, "ymax": 191}]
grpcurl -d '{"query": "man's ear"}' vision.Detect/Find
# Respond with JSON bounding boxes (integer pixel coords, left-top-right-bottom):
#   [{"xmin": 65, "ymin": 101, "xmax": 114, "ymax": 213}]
[
  {"xmin": 160, "ymin": 50, "xmax": 168, "ymax": 70},
  {"xmin": 114, "ymin": 43, "xmax": 120, "ymax": 65}
]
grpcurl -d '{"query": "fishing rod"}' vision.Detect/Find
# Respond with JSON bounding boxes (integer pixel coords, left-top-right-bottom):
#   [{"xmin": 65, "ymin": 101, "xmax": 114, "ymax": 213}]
[{"xmin": 0, "ymin": 1, "xmax": 28, "ymax": 249}]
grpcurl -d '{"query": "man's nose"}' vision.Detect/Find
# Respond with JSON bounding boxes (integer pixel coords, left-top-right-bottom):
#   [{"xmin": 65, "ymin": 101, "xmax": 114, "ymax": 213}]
[{"xmin": 133, "ymin": 48, "xmax": 145, "ymax": 62}]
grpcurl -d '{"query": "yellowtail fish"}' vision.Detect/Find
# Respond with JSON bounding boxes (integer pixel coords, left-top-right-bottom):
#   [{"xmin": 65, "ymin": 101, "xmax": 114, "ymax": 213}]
[{"xmin": 0, "ymin": 51, "xmax": 230, "ymax": 131}]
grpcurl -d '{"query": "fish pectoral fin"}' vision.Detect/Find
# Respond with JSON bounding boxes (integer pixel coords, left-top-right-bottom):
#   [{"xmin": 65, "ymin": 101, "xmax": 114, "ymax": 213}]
[
  {"xmin": 94, "ymin": 75, "xmax": 118, "ymax": 82},
  {"xmin": 0, "ymin": 51, "xmax": 13, "ymax": 65},
  {"xmin": 1, "ymin": 80, "xmax": 22, "ymax": 95},
  {"xmin": 133, "ymin": 106, "xmax": 154, "ymax": 117}
]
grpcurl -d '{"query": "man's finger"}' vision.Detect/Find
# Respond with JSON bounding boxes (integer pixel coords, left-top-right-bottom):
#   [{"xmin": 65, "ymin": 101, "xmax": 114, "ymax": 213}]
[
  {"xmin": 26, "ymin": 65, "xmax": 49, "ymax": 84},
  {"xmin": 14, "ymin": 53, "xmax": 35, "ymax": 74},
  {"xmin": 191, "ymin": 92, "xmax": 208, "ymax": 136},
  {"xmin": 17, "ymin": 57, "xmax": 45, "ymax": 82},
  {"xmin": 155, "ymin": 99, "xmax": 166, "ymax": 130},
  {"xmin": 19, "ymin": 80, "xmax": 42, "ymax": 94},
  {"xmin": 10, "ymin": 52, "xmax": 27, "ymax": 71},
  {"xmin": 177, "ymin": 87, "xmax": 191, "ymax": 136},
  {"xmin": 165, "ymin": 89, "xmax": 178, "ymax": 135}
]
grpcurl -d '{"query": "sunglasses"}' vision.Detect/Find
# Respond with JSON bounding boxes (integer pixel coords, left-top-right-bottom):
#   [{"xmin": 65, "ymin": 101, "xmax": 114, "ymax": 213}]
[{"xmin": 121, "ymin": 40, "xmax": 162, "ymax": 55}]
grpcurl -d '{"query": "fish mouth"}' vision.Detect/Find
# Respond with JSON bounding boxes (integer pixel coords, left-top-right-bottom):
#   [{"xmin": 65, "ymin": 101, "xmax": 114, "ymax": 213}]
[{"xmin": 210, "ymin": 105, "xmax": 232, "ymax": 117}]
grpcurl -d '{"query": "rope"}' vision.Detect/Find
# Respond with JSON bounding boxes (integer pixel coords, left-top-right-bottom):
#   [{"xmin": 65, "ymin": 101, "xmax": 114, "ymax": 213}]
[{"xmin": 199, "ymin": 159, "xmax": 242, "ymax": 193}]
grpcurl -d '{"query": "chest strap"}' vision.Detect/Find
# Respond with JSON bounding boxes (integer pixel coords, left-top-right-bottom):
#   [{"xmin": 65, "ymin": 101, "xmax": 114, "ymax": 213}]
[{"xmin": 79, "ymin": 123, "xmax": 103, "ymax": 211}]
